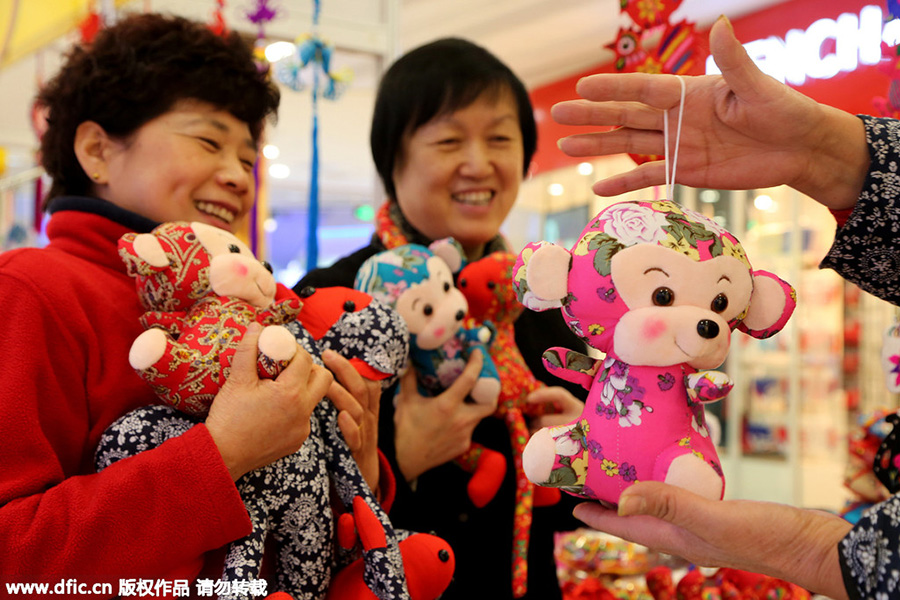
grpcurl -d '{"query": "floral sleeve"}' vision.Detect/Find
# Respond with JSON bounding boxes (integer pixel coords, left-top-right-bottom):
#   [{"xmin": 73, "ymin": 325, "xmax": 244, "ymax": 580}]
[
  {"xmin": 819, "ymin": 115, "xmax": 900, "ymax": 305},
  {"xmin": 839, "ymin": 495, "xmax": 900, "ymax": 599}
]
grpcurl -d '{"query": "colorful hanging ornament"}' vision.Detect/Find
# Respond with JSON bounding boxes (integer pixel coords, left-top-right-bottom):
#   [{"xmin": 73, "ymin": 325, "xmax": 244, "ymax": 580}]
[
  {"xmin": 874, "ymin": 412, "xmax": 900, "ymax": 494},
  {"xmin": 78, "ymin": 1, "xmax": 103, "ymax": 45},
  {"xmin": 882, "ymin": 318, "xmax": 900, "ymax": 392},
  {"xmin": 271, "ymin": 0, "xmax": 353, "ymax": 272},
  {"xmin": 873, "ymin": 42, "xmax": 900, "ymax": 119},
  {"xmin": 209, "ymin": 0, "xmax": 228, "ymax": 36},
  {"xmin": 621, "ymin": 0, "xmax": 680, "ymax": 29},
  {"xmin": 245, "ymin": 0, "xmax": 280, "ymax": 39},
  {"xmin": 889, "ymin": 0, "xmax": 900, "ymax": 20},
  {"xmin": 607, "ymin": 0, "xmax": 696, "ymax": 167}
]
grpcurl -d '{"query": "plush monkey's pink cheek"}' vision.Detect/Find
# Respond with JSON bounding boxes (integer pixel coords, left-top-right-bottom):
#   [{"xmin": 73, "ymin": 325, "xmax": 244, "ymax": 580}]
[
  {"xmin": 233, "ymin": 263, "xmax": 249, "ymax": 277},
  {"xmin": 641, "ymin": 318, "xmax": 668, "ymax": 340}
]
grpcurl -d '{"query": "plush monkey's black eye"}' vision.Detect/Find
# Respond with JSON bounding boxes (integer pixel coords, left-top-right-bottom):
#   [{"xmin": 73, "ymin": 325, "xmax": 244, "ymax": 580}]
[
  {"xmin": 443, "ymin": 281, "xmax": 451, "ymax": 292},
  {"xmin": 711, "ymin": 293, "xmax": 728, "ymax": 313},
  {"xmin": 423, "ymin": 304, "xmax": 434, "ymax": 316},
  {"xmin": 653, "ymin": 287, "xmax": 674, "ymax": 306},
  {"xmin": 228, "ymin": 244, "xmax": 240, "ymax": 253},
  {"xmin": 261, "ymin": 261, "xmax": 273, "ymax": 273}
]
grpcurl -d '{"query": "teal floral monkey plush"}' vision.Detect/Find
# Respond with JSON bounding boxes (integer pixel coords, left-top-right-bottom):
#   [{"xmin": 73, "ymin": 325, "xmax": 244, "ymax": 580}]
[
  {"xmin": 354, "ymin": 238, "xmax": 507, "ymax": 508},
  {"xmin": 514, "ymin": 200, "xmax": 796, "ymax": 507}
]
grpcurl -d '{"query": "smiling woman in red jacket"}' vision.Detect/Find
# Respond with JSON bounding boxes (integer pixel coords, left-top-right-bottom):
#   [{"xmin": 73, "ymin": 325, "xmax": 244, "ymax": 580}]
[{"xmin": 0, "ymin": 13, "xmax": 381, "ymax": 598}]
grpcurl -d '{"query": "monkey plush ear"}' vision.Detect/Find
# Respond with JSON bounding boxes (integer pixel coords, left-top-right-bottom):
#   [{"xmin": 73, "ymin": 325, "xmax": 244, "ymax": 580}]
[
  {"xmin": 117, "ymin": 232, "xmax": 170, "ymax": 277},
  {"xmin": 738, "ymin": 270, "xmax": 797, "ymax": 339},
  {"xmin": 429, "ymin": 237, "xmax": 466, "ymax": 273},
  {"xmin": 513, "ymin": 241, "xmax": 571, "ymax": 311}
]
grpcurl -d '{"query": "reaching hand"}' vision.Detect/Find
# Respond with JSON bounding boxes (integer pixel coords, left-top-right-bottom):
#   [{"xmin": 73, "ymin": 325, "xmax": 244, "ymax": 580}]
[
  {"xmin": 393, "ymin": 350, "xmax": 497, "ymax": 481},
  {"xmin": 524, "ymin": 386, "xmax": 584, "ymax": 433},
  {"xmin": 572, "ymin": 481, "xmax": 852, "ymax": 600},
  {"xmin": 553, "ymin": 16, "xmax": 868, "ymax": 211},
  {"xmin": 206, "ymin": 322, "xmax": 333, "ymax": 481},
  {"xmin": 321, "ymin": 349, "xmax": 382, "ymax": 493}
]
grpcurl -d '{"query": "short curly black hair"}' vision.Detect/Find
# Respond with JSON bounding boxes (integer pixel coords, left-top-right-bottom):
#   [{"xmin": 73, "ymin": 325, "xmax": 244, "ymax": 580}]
[
  {"xmin": 37, "ymin": 12, "xmax": 280, "ymax": 209},
  {"xmin": 370, "ymin": 37, "xmax": 537, "ymax": 201}
]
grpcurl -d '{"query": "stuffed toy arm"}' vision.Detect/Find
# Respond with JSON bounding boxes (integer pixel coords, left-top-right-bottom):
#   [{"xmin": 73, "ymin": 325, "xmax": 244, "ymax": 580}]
[
  {"xmin": 138, "ymin": 311, "xmax": 187, "ymax": 336},
  {"xmin": 685, "ymin": 370, "xmax": 734, "ymax": 403},
  {"xmin": 542, "ymin": 347, "xmax": 601, "ymax": 391},
  {"xmin": 458, "ymin": 325, "xmax": 501, "ymax": 407}
]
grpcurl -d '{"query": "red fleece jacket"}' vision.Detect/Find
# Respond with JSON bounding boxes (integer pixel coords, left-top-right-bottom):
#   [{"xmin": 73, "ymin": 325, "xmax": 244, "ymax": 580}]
[{"xmin": 0, "ymin": 209, "xmax": 251, "ymax": 597}]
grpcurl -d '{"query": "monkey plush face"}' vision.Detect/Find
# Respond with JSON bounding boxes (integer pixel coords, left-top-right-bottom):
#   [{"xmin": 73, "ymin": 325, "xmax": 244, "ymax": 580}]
[{"xmin": 610, "ymin": 243, "xmax": 752, "ymax": 369}]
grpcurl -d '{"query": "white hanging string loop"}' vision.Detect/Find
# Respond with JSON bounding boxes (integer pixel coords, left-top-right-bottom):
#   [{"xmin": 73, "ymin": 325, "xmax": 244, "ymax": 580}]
[{"xmin": 663, "ymin": 75, "xmax": 687, "ymax": 201}]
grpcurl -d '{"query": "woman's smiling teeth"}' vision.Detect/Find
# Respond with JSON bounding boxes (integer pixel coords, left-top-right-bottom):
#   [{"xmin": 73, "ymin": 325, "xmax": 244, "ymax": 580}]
[
  {"xmin": 453, "ymin": 190, "xmax": 493, "ymax": 206},
  {"xmin": 196, "ymin": 201, "xmax": 235, "ymax": 224}
]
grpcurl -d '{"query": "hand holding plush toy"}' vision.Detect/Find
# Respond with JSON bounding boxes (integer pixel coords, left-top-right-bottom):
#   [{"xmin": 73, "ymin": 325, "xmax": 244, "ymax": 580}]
[
  {"xmin": 514, "ymin": 200, "xmax": 796, "ymax": 506},
  {"xmin": 355, "ymin": 238, "xmax": 507, "ymax": 508},
  {"xmin": 98, "ymin": 221, "xmax": 453, "ymax": 600}
]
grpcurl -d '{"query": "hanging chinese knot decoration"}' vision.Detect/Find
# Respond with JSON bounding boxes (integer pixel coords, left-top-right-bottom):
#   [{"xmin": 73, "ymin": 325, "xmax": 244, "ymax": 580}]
[
  {"xmin": 607, "ymin": 0, "xmax": 697, "ymax": 165},
  {"xmin": 270, "ymin": 0, "xmax": 352, "ymax": 272}
]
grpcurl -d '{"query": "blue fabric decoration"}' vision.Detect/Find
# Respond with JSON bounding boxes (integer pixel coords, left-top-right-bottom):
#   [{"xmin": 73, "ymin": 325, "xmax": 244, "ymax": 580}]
[{"xmin": 272, "ymin": 0, "xmax": 352, "ymax": 272}]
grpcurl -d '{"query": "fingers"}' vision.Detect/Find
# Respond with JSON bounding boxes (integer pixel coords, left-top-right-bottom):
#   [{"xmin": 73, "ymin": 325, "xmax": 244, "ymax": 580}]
[
  {"xmin": 526, "ymin": 386, "xmax": 583, "ymax": 430},
  {"xmin": 551, "ymin": 99, "xmax": 663, "ymax": 131},
  {"xmin": 322, "ymin": 350, "xmax": 366, "ymax": 423},
  {"xmin": 591, "ymin": 162, "xmax": 667, "ymax": 197},
  {"xmin": 337, "ymin": 408, "xmax": 361, "ymax": 451},
  {"xmin": 617, "ymin": 481, "xmax": 708, "ymax": 529},
  {"xmin": 229, "ymin": 322, "xmax": 263, "ymax": 383},
  {"xmin": 438, "ymin": 350, "xmax": 486, "ymax": 411},
  {"xmin": 575, "ymin": 72, "xmax": 693, "ymax": 110},
  {"xmin": 708, "ymin": 15, "xmax": 770, "ymax": 103},
  {"xmin": 397, "ymin": 364, "xmax": 420, "ymax": 400},
  {"xmin": 304, "ymin": 362, "xmax": 334, "ymax": 406}
]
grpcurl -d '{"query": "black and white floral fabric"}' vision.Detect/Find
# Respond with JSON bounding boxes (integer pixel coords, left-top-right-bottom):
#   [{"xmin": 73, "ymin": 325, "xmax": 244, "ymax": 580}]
[
  {"xmin": 840, "ymin": 495, "xmax": 900, "ymax": 600},
  {"xmin": 96, "ymin": 298, "xmax": 412, "ymax": 600},
  {"xmin": 828, "ymin": 115, "xmax": 900, "ymax": 599},
  {"xmin": 821, "ymin": 116, "xmax": 900, "ymax": 305}
]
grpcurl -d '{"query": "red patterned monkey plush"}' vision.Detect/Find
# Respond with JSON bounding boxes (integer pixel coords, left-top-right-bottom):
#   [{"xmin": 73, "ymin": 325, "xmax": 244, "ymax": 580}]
[{"xmin": 118, "ymin": 220, "xmax": 301, "ymax": 415}]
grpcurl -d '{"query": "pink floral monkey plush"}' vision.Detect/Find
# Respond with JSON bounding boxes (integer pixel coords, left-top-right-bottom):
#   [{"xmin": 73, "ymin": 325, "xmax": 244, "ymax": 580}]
[{"xmin": 514, "ymin": 200, "xmax": 796, "ymax": 506}]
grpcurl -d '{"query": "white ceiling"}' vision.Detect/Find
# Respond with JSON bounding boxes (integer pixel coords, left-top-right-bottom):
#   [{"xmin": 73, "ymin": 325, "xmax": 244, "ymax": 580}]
[{"xmin": 0, "ymin": 0, "xmax": 785, "ymax": 210}]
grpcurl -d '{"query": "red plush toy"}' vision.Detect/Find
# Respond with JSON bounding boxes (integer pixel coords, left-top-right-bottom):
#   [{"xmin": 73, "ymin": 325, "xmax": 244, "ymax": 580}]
[
  {"xmin": 328, "ymin": 497, "xmax": 455, "ymax": 600},
  {"xmin": 644, "ymin": 566, "xmax": 811, "ymax": 600},
  {"xmin": 456, "ymin": 251, "xmax": 563, "ymax": 598},
  {"xmin": 118, "ymin": 220, "xmax": 301, "ymax": 416}
]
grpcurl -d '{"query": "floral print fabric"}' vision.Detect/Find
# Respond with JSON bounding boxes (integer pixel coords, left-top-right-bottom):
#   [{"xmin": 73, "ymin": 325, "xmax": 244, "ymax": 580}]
[
  {"xmin": 835, "ymin": 115, "xmax": 900, "ymax": 600},
  {"xmin": 821, "ymin": 116, "xmax": 900, "ymax": 305}
]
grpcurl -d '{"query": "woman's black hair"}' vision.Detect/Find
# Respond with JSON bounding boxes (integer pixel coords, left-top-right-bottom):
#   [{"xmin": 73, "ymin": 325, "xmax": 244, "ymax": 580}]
[
  {"xmin": 37, "ymin": 12, "xmax": 280, "ymax": 209},
  {"xmin": 370, "ymin": 37, "xmax": 537, "ymax": 200}
]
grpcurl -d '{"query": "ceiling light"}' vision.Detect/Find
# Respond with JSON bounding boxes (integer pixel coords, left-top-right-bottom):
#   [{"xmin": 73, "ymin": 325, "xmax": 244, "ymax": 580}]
[
  {"xmin": 268, "ymin": 163, "xmax": 290, "ymax": 179},
  {"xmin": 753, "ymin": 194, "xmax": 776, "ymax": 211},
  {"xmin": 265, "ymin": 41, "xmax": 296, "ymax": 63},
  {"xmin": 262, "ymin": 144, "xmax": 280, "ymax": 160}
]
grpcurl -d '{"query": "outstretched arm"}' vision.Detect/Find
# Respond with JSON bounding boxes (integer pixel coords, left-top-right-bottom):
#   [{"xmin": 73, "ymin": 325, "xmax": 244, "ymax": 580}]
[
  {"xmin": 553, "ymin": 16, "xmax": 869, "ymax": 211},
  {"xmin": 572, "ymin": 481, "xmax": 852, "ymax": 600}
]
